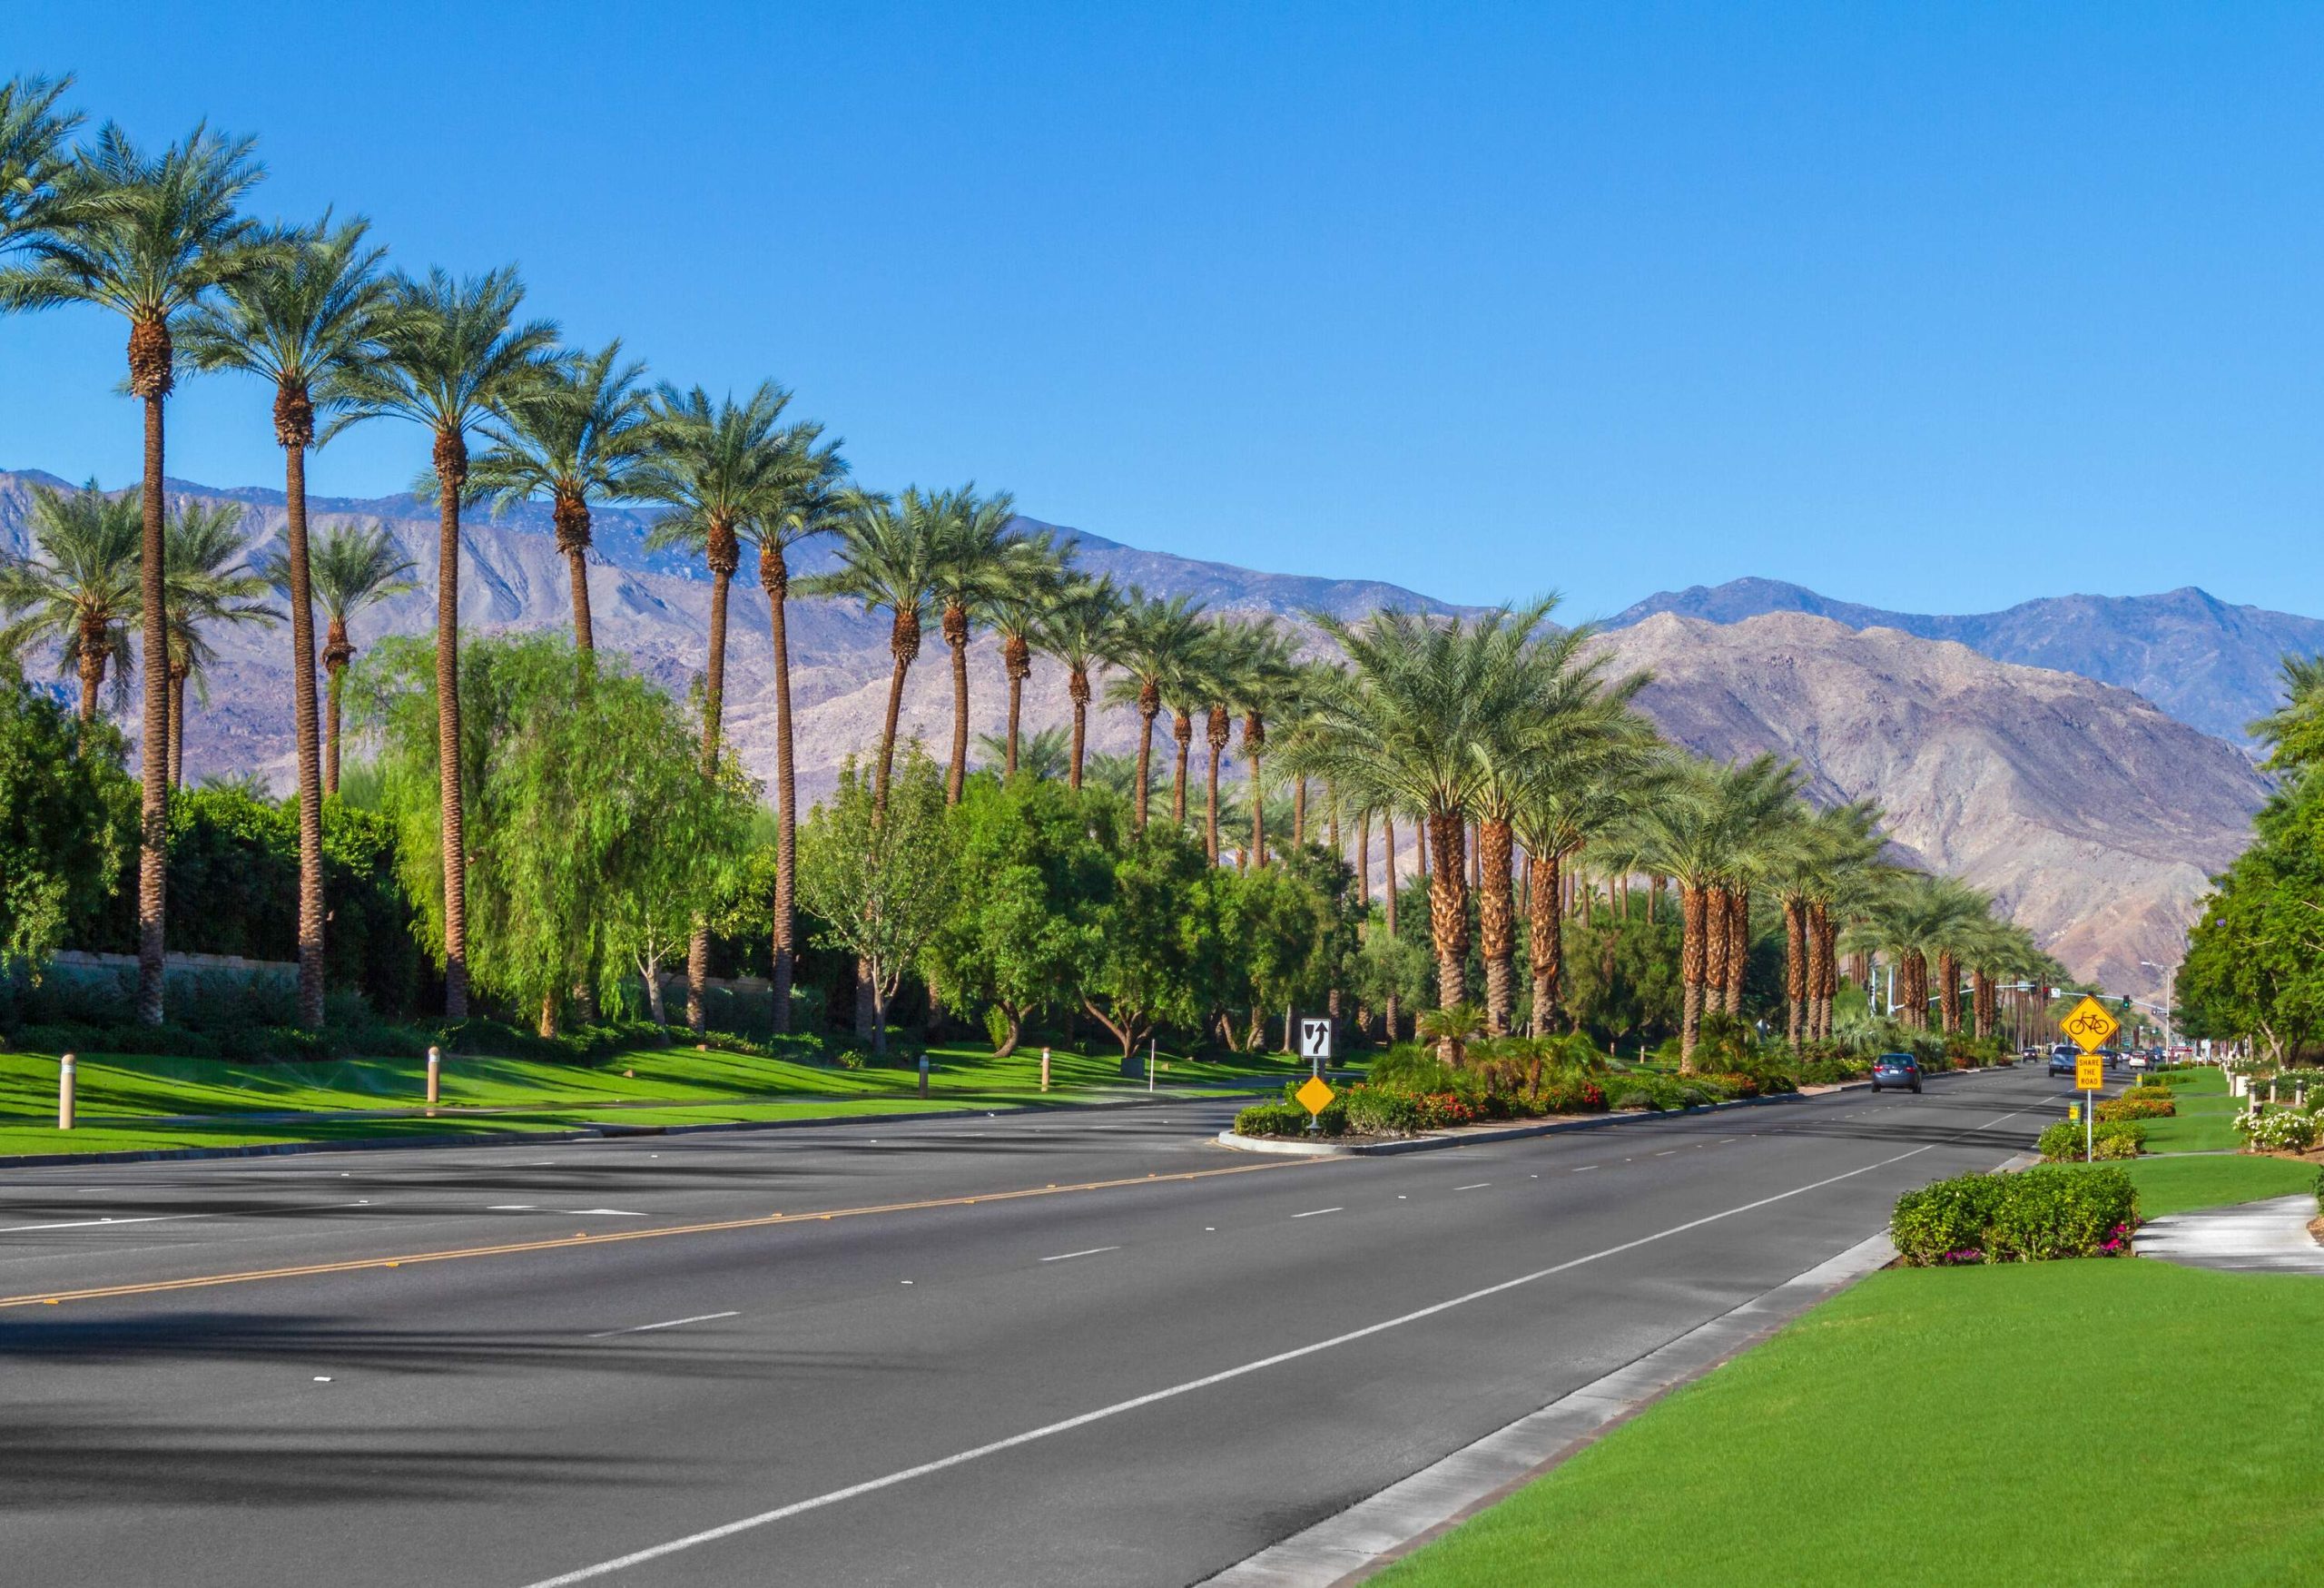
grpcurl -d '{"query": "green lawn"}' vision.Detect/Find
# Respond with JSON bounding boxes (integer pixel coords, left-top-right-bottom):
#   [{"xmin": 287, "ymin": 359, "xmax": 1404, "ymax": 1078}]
[
  {"xmin": 2123, "ymin": 1152, "xmax": 2320, "ymax": 1216},
  {"xmin": 2142, "ymin": 1066, "xmax": 2244, "ymax": 1154},
  {"xmin": 0, "ymin": 1040, "xmax": 1309, "ymax": 1158},
  {"xmin": 1376, "ymin": 1258, "xmax": 2324, "ymax": 1587}
]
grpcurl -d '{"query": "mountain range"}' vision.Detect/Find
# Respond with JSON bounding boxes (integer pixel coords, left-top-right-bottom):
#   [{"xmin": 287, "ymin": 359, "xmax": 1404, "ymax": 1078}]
[{"xmin": 2, "ymin": 466, "xmax": 2295, "ymax": 1004}]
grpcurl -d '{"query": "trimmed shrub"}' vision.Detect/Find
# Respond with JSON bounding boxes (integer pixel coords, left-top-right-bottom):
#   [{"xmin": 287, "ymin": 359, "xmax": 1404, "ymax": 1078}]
[
  {"xmin": 1892, "ymin": 1165, "xmax": 2137, "ymax": 1265},
  {"xmin": 2099, "ymin": 1088, "xmax": 2175, "ymax": 1122},
  {"xmin": 2237, "ymin": 1108, "xmax": 2319, "ymax": 1154},
  {"xmin": 2038, "ymin": 1118, "xmax": 2144, "ymax": 1161},
  {"xmin": 1236, "ymin": 1100, "xmax": 1345, "ymax": 1138}
]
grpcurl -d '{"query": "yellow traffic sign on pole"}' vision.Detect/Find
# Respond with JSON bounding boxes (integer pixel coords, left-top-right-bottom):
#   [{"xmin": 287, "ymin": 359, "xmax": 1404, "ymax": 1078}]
[
  {"xmin": 2062, "ymin": 996, "xmax": 2119, "ymax": 1054},
  {"xmin": 2076, "ymin": 1054, "xmax": 2103, "ymax": 1091},
  {"xmin": 1295, "ymin": 1075, "xmax": 1336, "ymax": 1116}
]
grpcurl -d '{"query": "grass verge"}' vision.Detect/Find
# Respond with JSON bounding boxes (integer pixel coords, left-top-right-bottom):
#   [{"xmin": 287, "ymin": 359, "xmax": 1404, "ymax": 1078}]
[
  {"xmin": 1375, "ymin": 1258, "xmax": 2324, "ymax": 1587},
  {"xmin": 2122, "ymin": 1152, "xmax": 2319, "ymax": 1216}
]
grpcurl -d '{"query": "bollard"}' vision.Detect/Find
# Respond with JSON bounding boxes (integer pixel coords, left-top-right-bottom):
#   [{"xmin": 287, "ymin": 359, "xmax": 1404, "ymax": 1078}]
[
  {"xmin": 426, "ymin": 1044, "xmax": 441, "ymax": 1106},
  {"xmin": 918, "ymin": 1052, "xmax": 930, "ymax": 1100},
  {"xmin": 57, "ymin": 1051, "xmax": 75, "ymax": 1131},
  {"xmin": 1040, "ymin": 1047, "xmax": 1051, "ymax": 1093}
]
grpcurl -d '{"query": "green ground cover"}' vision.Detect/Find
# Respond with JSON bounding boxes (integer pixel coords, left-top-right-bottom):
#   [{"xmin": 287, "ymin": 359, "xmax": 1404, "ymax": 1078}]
[
  {"xmin": 0, "ymin": 1041, "xmax": 1307, "ymax": 1158},
  {"xmin": 2122, "ymin": 1152, "xmax": 2320, "ymax": 1216},
  {"xmin": 1377, "ymin": 1258, "xmax": 2324, "ymax": 1587},
  {"xmin": 2141, "ymin": 1066, "xmax": 2243, "ymax": 1154}
]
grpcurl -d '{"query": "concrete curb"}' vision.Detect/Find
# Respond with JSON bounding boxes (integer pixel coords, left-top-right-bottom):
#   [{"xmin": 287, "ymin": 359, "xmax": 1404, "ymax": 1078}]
[
  {"xmin": 0, "ymin": 1090, "xmax": 1237, "ymax": 1173},
  {"xmin": 1198, "ymin": 1228, "xmax": 1900, "ymax": 1587},
  {"xmin": 1216, "ymin": 1082, "xmax": 1871, "ymax": 1159}
]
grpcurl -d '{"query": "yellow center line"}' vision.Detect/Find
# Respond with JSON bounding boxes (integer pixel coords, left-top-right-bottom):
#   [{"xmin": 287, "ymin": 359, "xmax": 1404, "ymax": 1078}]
[{"xmin": 0, "ymin": 1157, "xmax": 1324, "ymax": 1311}]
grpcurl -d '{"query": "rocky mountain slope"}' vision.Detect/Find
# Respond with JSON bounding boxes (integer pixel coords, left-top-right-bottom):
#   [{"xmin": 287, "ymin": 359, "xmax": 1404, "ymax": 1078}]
[
  {"xmin": 0, "ymin": 469, "xmax": 2272, "ymax": 1001},
  {"xmin": 1611, "ymin": 577, "xmax": 2324, "ymax": 746}
]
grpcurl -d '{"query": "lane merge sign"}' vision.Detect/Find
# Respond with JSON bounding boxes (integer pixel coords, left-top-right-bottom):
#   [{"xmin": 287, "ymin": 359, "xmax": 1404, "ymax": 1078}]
[
  {"xmin": 2062, "ymin": 996, "xmax": 2120, "ymax": 1055},
  {"xmin": 1298, "ymin": 1019, "xmax": 1333, "ymax": 1060}
]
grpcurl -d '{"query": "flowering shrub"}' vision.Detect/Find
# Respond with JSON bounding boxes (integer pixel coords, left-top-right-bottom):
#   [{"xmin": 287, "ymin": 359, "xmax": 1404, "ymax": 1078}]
[
  {"xmin": 1539, "ymin": 1078, "xmax": 1608, "ymax": 1114},
  {"xmin": 1893, "ymin": 1166, "xmax": 2138, "ymax": 1265},
  {"xmin": 2099, "ymin": 1089, "xmax": 2176, "ymax": 1122},
  {"xmin": 2038, "ymin": 1119, "xmax": 2144, "ymax": 1161},
  {"xmin": 2236, "ymin": 1108, "xmax": 2320, "ymax": 1153}
]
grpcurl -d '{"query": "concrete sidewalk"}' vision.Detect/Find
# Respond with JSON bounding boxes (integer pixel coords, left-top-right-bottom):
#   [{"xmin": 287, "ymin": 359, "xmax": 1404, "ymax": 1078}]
[{"xmin": 2140, "ymin": 1194, "xmax": 2324, "ymax": 1274}]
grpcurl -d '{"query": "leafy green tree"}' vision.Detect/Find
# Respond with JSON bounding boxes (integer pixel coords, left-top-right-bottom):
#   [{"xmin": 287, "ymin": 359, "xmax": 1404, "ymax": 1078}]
[
  {"xmin": 2181, "ymin": 779, "xmax": 2324, "ymax": 1063},
  {"xmin": 1217, "ymin": 845, "xmax": 1357, "ymax": 1050},
  {"xmin": 0, "ymin": 663, "xmax": 132, "ymax": 967},
  {"xmin": 796, "ymin": 745, "xmax": 959, "ymax": 1055},
  {"xmin": 1080, "ymin": 821, "xmax": 1226, "ymax": 1060},
  {"xmin": 924, "ymin": 773, "xmax": 1118, "ymax": 1056}
]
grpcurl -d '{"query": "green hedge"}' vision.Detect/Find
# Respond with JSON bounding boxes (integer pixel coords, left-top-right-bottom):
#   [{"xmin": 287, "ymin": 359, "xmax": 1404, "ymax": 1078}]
[
  {"xmin": 1892, "ymin": 1166, "xmax": 2138, "ymax": 1265},
  {"xmin": 1235, "ymin": 1098, "xmax": 1347, "ymax": 1137},
  {"xmin": 2037, "ymin": 1118, "xmax": 2145, "ymax": 1161}
]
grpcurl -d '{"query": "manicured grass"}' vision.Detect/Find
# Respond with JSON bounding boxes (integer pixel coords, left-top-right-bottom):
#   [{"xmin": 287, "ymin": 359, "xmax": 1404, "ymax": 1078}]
[
  {"xmin": 1375, "ymin": 1258, "xmax": 2324, "ymax": 1587},
  {"xmin": 0, "ymin": 1040, "xmax": 1309, "ymax": 1158},
  {"xmin": 2141, "ymin": 1066, "xmax": 2243, "ymax": 1154},
  {"xmin": 2123, "ymin": 1152, "xmax": 2320, "ymax": 1216}
]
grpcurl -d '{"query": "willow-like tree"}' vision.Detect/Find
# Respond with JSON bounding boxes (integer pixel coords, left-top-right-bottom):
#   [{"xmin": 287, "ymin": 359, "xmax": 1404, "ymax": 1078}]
[
  {"xmin": 0, "ymin": 122, "xmax": 271, "ymax": 1023},
  {"xmin": 0, "ymin": 482, "xmax": 142, "ymax": 725},
  {"xmin": 182, "ymin": 212, "xmax": 394, "ymax": 1028},
  {"xmin": 353, "ymin": 266, "xmax": 557, "ymax": 1019}
]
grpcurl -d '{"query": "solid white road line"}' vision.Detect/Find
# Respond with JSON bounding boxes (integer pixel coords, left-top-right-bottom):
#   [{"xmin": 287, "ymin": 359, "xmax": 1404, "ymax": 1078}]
[
  {"xmin": 1039, "ymin": 1246, "xmax": 1120, "ymax": 1263},
  {"xmin": 0, "ymin": 1213, "xmax": 212, "ymax": 1233},
  {"xmin": 1291, "ymin": 1208, "xmax": 1343, "ymax": 1218},
  {"xmin": 586, "ymin": 1311, "xmax": 740, "ymax": 1338},
  {"xmin": 1454, "ymin": 1183, "xmax": 1491, "ymax": 1191},
  {"xmin": 516, "ymin": 1104, "xmax": 2034, "ymax": 1588}
]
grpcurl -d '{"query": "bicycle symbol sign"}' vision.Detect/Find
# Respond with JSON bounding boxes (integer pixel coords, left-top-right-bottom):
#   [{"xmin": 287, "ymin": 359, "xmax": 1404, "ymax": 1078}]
[{"xmin": 2061, "ymin": 996, "xmax": 2119, "ymax": 1055}]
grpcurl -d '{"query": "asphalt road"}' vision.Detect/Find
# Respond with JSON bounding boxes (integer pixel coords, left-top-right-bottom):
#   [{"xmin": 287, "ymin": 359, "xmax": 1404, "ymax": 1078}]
[{"xmin": 0, "ymin": 1066, "xmax": 2063, "ymax": 1587}]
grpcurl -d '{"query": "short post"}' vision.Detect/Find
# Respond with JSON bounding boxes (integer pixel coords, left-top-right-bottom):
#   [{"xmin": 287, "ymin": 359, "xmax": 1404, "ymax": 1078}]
[
  {"xmin": 1040, "ymin": 1047, "xmax": 1051, "ymax": 1093},
  {"xmin": 57, "ymin": 1051, "xmax": 75, "ymax": 1131},
  {"xmin": 918, "ymin": 1052, "xmax": 930, "ymax": 1100},
  {"xmin": 426, "ymin": 1044, "xmax": 441, "ymax": 1106},
  {"xmin": 2270, "ymin": 1080, "xmax": 2279, "ymax": 1107},
  {"xmin": 1147, "ymin": 1038, "xmax": 1156, "ymax": 1092}
]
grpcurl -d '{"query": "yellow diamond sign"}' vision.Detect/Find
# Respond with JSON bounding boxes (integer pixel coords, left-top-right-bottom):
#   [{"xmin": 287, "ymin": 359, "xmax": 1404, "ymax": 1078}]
[
  {"xmin": 2062, "ymin": 995, "xmax": 2120, "ymax": 1055},
  {"xmin": 1295, "ymin": 1075, "xmax": 1336, "ymax": 1116}
]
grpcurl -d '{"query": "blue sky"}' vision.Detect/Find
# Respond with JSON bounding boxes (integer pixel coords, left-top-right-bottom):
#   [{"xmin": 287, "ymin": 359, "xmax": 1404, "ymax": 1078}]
[{"xmin": 7, "ymin": 3, "xmax": 2322, "ymax": 620}]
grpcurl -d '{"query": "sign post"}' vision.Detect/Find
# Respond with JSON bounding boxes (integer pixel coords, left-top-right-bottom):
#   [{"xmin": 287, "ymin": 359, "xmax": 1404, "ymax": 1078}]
[
  {"xmin": 2062, "ymin": 995, "xmax": 2120, "ymax": 1164},
  {"xmin": 1296, "ymin": 1018, "xmax": 1334, "ymax": 1135}
]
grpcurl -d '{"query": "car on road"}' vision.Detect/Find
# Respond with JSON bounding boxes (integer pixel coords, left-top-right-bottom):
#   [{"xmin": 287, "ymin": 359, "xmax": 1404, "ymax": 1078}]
[
  {"xmin": 2048, "ymin": 1046, "xmax": 2079, "ymax": 1077},
  {"xmin": 1870, "ymin": 1052, "xmax": 1922, "ymax": 1093}
]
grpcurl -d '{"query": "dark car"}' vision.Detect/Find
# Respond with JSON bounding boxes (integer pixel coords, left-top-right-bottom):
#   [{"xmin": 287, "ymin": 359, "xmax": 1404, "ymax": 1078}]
[
  {"xmin": 1871, "ymin": 1052, "xmax": 1921, "ymax": 1093},
  {"xmin": 2048, "ymin": 1046, "xmax": 2078, "ymax": 1077}
]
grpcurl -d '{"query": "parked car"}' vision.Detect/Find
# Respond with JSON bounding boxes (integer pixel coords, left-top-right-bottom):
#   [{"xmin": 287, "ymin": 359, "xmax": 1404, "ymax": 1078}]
[{"xmin": 1871, "ymin": 1052, "xmax": 1922, "ymax": 1093}]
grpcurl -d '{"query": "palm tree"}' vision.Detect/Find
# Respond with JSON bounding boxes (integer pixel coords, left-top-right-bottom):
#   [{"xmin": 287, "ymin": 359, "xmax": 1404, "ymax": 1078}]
[
  {"xmin": 802, "ymin": 488, "xmax": 948, "ymax": 810},
  {"xmin": 982, "ymin": 560, "xmax": 1064, "ymax": 779},
  {"xmin": 472, "ymin": 340, "xmax": 659, "ymax": 653},
  {"xmin": 1226, "ymin": 619, "xmax": 1298, "ymax": 870},
  {"xmin": 639, "ymin": 381, "xmax": 808, "ymax": 1031},
  {"xmin": 744, "ymin": 421, "xmax": 849, "ymax": 1034},
  {"xmin": 1510, "ymin": 723, "xmax": 1664, "ymax": 1039},
  {"xmin": 353, "ymin": 265, "xmax": 559, "ymax": 1019},
  {"xmin": 1160, "ymin": 624, "xmax": 1219, "ymax": 830},
  {"xmin": 1855, "ymin": 872, "xmax": 1987, "ymax": 1031},
  {"xmin": 0, "ymin": 480, "xmax": 142, "ymax": 722},
  {"xmin": 181, "ymin": 213, "xmax": 392, "ymax": 1029},
  {"xmin": 263, "ymin": 521, "xmax": 415, "ymax": 796},
  {"xmin": 1104, "ymin": 592, "xmax": 1208, "ymax": 830},
  {"xmin": 980, "ymin": 725, "xmax": 1071, "ymax": 782},
  {"xmin": 925, "ymin": 488, "xmax": 1045, "ymax": 803},
  {"xmin": 0, "ymin": 121, "xmax": 271, "ymax": 1024},
  {"xmin": 0, "ymin": 74, "xmax": 86, "ymax": 261},
  {"xmin": 158, "ymin": 499, "xmax": 276, "ymax": 788},
  {"xmin": 1037, "ymin": 575, "xmax": 1127, "ymax": 791},
  {"xmin": 1300, "ymin": 602, "xmax": 1563, "ymax": 1045},
  {"xmin": 1765, "ymin": 802, "xmax": 1881, "ymax": 1048},
  {"xmin": 1195, "ymin": 618, "xmax": 1256, "ymax": 863}
]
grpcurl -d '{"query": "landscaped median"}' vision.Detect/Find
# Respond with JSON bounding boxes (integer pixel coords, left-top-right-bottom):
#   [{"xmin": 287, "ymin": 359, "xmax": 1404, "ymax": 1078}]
[
  {"xmin": 0, "ymin": 1040, "xmax": 1305, "ymax": 1162},
  {"xmin": 1363, "ymin": 1138, "xmax": 2324, "ymax": 1587}
]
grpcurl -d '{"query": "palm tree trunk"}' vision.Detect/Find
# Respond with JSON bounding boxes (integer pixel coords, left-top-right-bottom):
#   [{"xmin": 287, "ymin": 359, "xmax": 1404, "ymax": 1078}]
[
  {"xmin": 1171, "ymin": 713, "xmax": 1192, "ymax": 824},
  {"xmin": 166, "ymin": 669, "xmax": 185, "ymax": 789},
  {"xmin": 133, "ymin": 358, "xmax": 171, "ymax": 1027},
  {"xmin": 1938, "ymin": 950, "xmax": 1961, "ymax": 1034},
  {"xmin": 1679, "ymin": 883, "xmax": 1708, "ymax": 1069},
  {"xmin": 430, "ymin": 428, "xmax": 470, "ymax": 1021},
  {"xmin": 689, "ymin": 560, "xmax": 735, "ymax": 1037},
  {"xmin": 1783, "ymin": 896, "xmax": 1807, "ymax": 1049},
  {"xmin": 1528, "ymin": 850, "xmax": 1562, "ymax": 1037},
  {"xmin": 1204, "ymin": 706, "xmax": 1226, "ymax": 862},
  {"xmin": 944, "ymin": 605, "xmax": 970, "ymax": 804},
  {"xmin": 1292, "ymin": 777, "xmax": 1306, "ymax": 849},
  {"xmin": 1068, "ymin": 667, "xmax": 1090, "ymax": 790},
  {"xmin": 1382, "ymin": 810, "xmax": 1401, "ymax": 1041},
  {"xmin": 763, "ymin": 546, "xmax": 800, "ymax": 1033},
  {"xmin": 283, "ymin": 441, "xmax": 328, "ymax": 1030},
  {"xmin": 1133, "ymin": 705, "xmax": 1157, "ymax": 828},
  {"xmin": 553, "ymin": 489, "xmax": 595, "ymax": 652},
  {"xmin": 1425, "ymin": 810, "xmax": 1470, "ymax": 1010},
  {"xmin": 1477, "ymin": 816, "xmax": 1515, "ymax": 1034},
  {"xmin": 76, "ymin": 647, "xmax": 103, "ymax": 725},
  {"xmin": 1355, "ymin": 809, "xmax": 1371, "ymax": 905},
  {"xmin": 1701, "ymin": 885, "xmax": 1730, "ymax": 1017},
  {"xmin": 1725, "ymin": 888, "xmax": 1748, "ymax": 1018},
  {"xmin": 565, "ymin": 547, "xmax": 593, "ymax": 652},
  {"xmin": 1003, "ymin": 634, "xmax": 1029, "ymax": 776},
  {"xmin": 1245, "ymin": 719, "xmax": 1265, "ymax": 869},
  {"xmin": 323, "ymin": 654, "xmax": 347, "ymax": 796},
  {"xmin": 875, "ymin": 646, "xmax": 911, "ymax": 812}
]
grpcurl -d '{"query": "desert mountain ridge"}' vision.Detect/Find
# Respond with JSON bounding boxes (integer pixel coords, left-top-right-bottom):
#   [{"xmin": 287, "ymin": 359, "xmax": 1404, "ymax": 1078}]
[{"xmin": 0, "ymin": 468, "xmax": 2277, "ymax": 1003}]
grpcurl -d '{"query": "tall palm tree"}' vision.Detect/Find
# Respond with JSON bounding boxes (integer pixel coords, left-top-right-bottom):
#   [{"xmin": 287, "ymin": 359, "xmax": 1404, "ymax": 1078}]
[
  {"xmin": 353, "ymin": 265, "xmax": 558, "ymax": 1019},
  {"xmin": 1160, "ymin": 624, "xmax": 1219, "ymax": 829},
  {"xmin": 1226, "ymin": 619, "xmax": 1298, "ymax": 870},
  {"xmin": 1104, "ymin": 591, "xmax": 1208, "ymax": 829},
  {"xmin": 0, "ymin": 122, "xmax": 270, "ymax": 1023},
  {"xmin": 1196, "ymin": 618, "xmax": 1256, "ymax": 863},
  {"xmin": 1510, "ymin": 721, "xmax": 1664, "ymax": 1039},
  {"xmin": 262, "ymin": 521, "xmax": 415, "ymax": 796},
  {"xmin": 1765, "ymin": 801, "xmax": 1881, "ymax": 1048},
  {"xmin": 181, "ymin": 213, "xmax": 392, "ymax": 1029},
  {"xmin": 1854, "ymin": 872, "xmax": 1987, "ymax": 1031},
  {"xmin": 0, "ymin": 74, "xmax": 86, "ymax": 261},
  {"xmin": 158, "ymin": 499, "xmax": 276, "ymax": 788},
  {"xmin": 1038, "ymin": 575, "xmax": 1127, "ymax": 791},
  {"xmin": 472, "ymin": 340, "xmax": 659, "ymax": 653},
  {"xmin": 1300, "ymin": 602, "xmax": 1562, "ymax": 1041},
  {"xmin": 744, "ymin": 422, "xmax": 849, "ymax": 1034},
  {"xmin": 0, "ymin": 480, "xmax": 143, "ymax": 722},
  {"xmin": 639, "ymin": 381, "xmax": 806, "ymax": 1031},
  {"xmin": 982, "ymin": 559, "xmax": 1064, "ymax": 779},
  {"xmin": 801, "ymin": 487, "xmax": 946, "ymax": 810},
  {"xmin": 925, "ymin": 488, "xmax": 1043, "ymax": 803}
]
